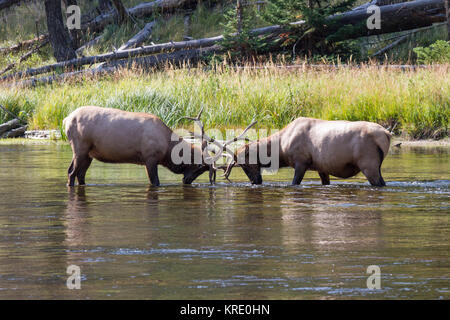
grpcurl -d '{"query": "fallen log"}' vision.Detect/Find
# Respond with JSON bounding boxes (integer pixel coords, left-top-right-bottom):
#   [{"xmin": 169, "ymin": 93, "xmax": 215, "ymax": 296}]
[
  {"xmin": 1, "ymin": 125, "xmax": 27, "ymax": 138},
  {"xmin": 0, "ymin": 0, "xmax": 22, "ymax": 11},
  {"xmin": 372, "ymin": 35, "xmax": 409, "ymax": 56},
  {"xmin": 75, "ymin": 34, "xmax": 104, "ymax": 56},
  {"xmin": 0, "ymin": 23, "xmax": 301, "ymax": 81},
  {"xmin": 352, "ymin": 0, "xmax": 405, "ymax": 11},
  {"xmin": 0, "ymin": 35, "xmax": 48, "ymax": 55},
  {"xmin": 371, "ymin": 21, "xmax": 446, "ymax": 57},
  {"xmin": 94, "ymin": 20, "xmax": 156, "ymax": 69},
  {"xmin": 0, "ymin": 118, "xmax": 21, "ymax": 136},
  {"xmin": 329, "ymin": 0, "xmax": 446, "ymax": 39},
  {"xmin": 0, "ymin": 39, "xmax": 49, "ymax": 76},
  {"xmin": 118, "ymin": 21, "xmax": 156, "ymax": 51},
  {"xmin": 83, "ymin": 0, "xmax": 197, "ymax": 34},
  {"xmin": 1, "ymin": 0, "xmax": 446, "ymax": 83},
  {"xmin": 0, "ymin": 104, "xmax": 23, "ymax": 122},
  {"xmin": 106, "ymin": 45, "xmax": 221, "ymax": 69},
  {"xmin": 11, "ymin": 46, "xmax": 221, "ymax": 87}
]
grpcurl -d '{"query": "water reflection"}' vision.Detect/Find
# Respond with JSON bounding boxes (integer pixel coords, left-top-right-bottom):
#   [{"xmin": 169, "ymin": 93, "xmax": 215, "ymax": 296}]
[
  {"xmin": 279, "ymin": 187, "xmax": 384, "ymax": 251},
  {"xmin": 0, "ymin": 144, "xmax": 449, "ymax": 299},
  {"xmin": 65, "ymin": 187, "xmax": 89, "ymax": 247}
]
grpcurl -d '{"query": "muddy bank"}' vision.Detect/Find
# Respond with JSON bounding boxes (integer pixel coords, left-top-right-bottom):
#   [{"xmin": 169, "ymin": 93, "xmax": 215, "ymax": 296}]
[
  {"xmin": 1, "ymin": 135, "xmax": 449, "ymax": 148},
  {"xmin": 391, "ymin": 137, "xmax": 450, "ymax": 148}
]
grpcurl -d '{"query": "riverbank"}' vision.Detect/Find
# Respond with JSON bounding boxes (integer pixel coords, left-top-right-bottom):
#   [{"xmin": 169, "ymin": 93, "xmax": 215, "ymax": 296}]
[
  {"xmin": 0, "ymin": 64, "xmax": 448, "ymax": 139},
  {"xmin": 1, "ymin": 136, "xmax": 449, "ymax": 148}
]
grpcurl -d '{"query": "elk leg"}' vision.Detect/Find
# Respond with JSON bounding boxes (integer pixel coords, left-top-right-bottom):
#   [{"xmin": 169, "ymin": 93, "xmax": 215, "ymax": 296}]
[
  {"xmin": 68, "ymin": 160, "xmax": 74, "ymax": 175},
  {"xmin": 361, "ymin": 167, "xmax": 386, "ymax": 187},
  {"xmin": 145, "ymin": 160, "xmax": 160, "ymax": 187},
  {"xmin": 319, "ymin": 172, "xmax": 330, "ymax": 185},
  {"xmin": 68, "ymin": 154, "xmax": 90, "ymax": 186},
  {"xmin": 67, "ymin": 158, "xmax": 76, "ymax": 186},
  {"xmin": 77, "ymin": 157, "xmax": 93, "ymax": 185},
  {"xmin": 358, "ymin": 152, "xmax": 386, "ymax": 187},
  {"xmin": 292, "ymin": 163, "xmax": 307, "ymax": 185}
]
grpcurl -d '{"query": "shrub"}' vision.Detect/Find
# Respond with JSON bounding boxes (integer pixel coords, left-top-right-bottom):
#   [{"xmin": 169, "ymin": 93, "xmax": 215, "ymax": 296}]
[{"xmin": 413, "ymin": 40, "xmax": 450, "ymax": 64}]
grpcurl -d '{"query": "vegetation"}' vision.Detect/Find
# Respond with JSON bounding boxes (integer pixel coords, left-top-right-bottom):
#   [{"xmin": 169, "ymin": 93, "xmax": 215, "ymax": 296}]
[
  {"xmin": 0, "ymin": 63, "xmax": 448, "ymax": 139},
  {"xmin": 1, "ymin": 1, "xmax": 448, "ymax": 72},
  {"xmin": 0, "ymin": 1, "xmax": 448, "ymax": 140},
  {"xmin": 263, "ymin": 0, "xmax": 360, "ymax": 60},
  {"xmin": 414, "ymin": 40, "xmax": 450, "ymax": 64}
]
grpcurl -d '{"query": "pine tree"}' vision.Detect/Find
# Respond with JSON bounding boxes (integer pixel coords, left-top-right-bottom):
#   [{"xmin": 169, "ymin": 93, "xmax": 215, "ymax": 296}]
[
  {"xmin": 220, "ymin": 1, "xmax": 271, "ymax": 60},
  {"xmin": 264, "ymin": 0, "xmax": 359, "ymax": 59}
]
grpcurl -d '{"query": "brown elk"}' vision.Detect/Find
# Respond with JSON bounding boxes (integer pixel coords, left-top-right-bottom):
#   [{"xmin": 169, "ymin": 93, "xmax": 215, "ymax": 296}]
[
  {"xmin": 63, "ymin": 106, "xmax": 212, "ymax": 186},
  {"xmin": 223, "ymin": 117, "xmax": 392, "ymax": 187}
]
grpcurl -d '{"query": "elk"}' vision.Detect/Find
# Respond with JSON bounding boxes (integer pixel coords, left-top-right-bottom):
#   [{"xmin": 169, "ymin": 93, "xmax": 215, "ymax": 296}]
[
  {"xmin": 223, "ymin": 117, "xmax": 392, "ymax": 187},
  {"xmin": 63, "ymin": 106, "xmax": 212, "ymax": 187},
  {"xmin": 181, "ymin": 109, "xmax": 258, "ymax": 184}
]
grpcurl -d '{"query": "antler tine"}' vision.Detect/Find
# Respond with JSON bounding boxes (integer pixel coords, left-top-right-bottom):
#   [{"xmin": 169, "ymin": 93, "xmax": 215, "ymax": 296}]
[
  {"xmin": 223, "ymin": 120, "xmax": 257, "ymax": 147},
  {"xmin": 222, "ymin": 160, "xmax": 236, "ymax": 181},
  {"xmin": 180, "ymin": 106, "xmax": 205, "ymax": 132},
  {"xmin": 201, "ymin": 120, "xmax": 257, "ymax": 166},
  {"xmin": 196, "ymin": 106, "xmax": 204, "ymax": 119},
  {"xmin": 216, "ymin": 120, "xmax": 257, "ymax": 182}
]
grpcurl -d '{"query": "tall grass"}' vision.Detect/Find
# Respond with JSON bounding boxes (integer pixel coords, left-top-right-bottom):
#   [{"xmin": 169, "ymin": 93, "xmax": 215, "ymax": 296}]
[{"xmin": 0, "ymin": 64, "xmax": 448, "ymax": 139}]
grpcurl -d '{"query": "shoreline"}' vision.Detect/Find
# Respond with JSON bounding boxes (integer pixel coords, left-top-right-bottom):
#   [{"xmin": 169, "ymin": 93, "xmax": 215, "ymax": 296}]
[
  {"xmin": 1, "ymin": 136, "xmax": 449, "ymax": 148},
  {"xmin": 391, "ymin": 137, "xmax": 450, "ymax": 148}
]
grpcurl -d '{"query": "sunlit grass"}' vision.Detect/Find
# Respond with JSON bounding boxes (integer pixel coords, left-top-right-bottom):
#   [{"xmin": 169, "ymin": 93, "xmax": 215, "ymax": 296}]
[{"xmin": 0, "ymin": 63, "xmax": 448, "ymax": 139}]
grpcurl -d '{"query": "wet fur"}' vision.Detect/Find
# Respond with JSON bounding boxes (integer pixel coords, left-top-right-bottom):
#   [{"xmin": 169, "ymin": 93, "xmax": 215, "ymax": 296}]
[
  {"xmin": 63, "ymin": 106, "xmax": 207, "ymax": 186},
  {"xmin": 238, "ymin": 117, "xmax": 391, "ymax": 186}
]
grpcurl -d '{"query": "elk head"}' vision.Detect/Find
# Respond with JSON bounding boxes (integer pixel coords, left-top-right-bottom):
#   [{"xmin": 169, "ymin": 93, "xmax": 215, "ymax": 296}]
[
  {"xmin": 181, "ymin": 108, "xmax": 257, "ymax": 185},
  {"xmin": 224, "ymin": 142, "xmax": 263, "ymax": 185}
]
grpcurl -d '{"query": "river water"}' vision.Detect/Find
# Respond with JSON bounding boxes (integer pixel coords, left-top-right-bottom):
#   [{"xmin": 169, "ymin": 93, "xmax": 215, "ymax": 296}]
[{"xmin": 0, "ymin": 143, "xmax": 448, "ymax": 299}]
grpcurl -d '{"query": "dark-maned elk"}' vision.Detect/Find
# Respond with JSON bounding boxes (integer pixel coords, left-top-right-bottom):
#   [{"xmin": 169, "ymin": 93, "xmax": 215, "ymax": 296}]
[
  {"xmin": 63, "ymin": 106, "xmax": 211, "ymax": 187},
  {"xmin": 223, "ymin": 117, "xmax": 392, "ymax": 187}
]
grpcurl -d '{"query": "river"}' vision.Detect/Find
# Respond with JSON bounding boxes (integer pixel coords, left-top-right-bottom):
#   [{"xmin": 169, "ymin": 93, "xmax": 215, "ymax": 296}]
[{"xmin": 0, "ymin": 143, "xmax": 448, "ymax": 299}]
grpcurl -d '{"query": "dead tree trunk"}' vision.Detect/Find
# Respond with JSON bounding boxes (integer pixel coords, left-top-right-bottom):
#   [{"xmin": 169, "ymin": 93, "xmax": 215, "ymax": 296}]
[
  {"xmin": 98, "ymin": 0, "xmax": 112, "ymax": 13},
  {"xmin": 236, "ymin": 0, "xmax": 243, "ymax": 35},
  {"xmin": 118, "ymin": 21, "xmax": 156, "ymax": 51},
  {"xmin": 328, "ymin": 0, "xmax": 447, "ymax": 39},
  {"xmin": 44, "ymin": 0, "xmax": 76, "ymax": 62},
  {"xmin": 0, "ymin": 119, "xmax": 21, "ymax": 136},
  {"xmin": 0, "ymin": 0, "xmax": 22, "ymax": 11},
  {"xmin": 0, "ymin": 39, "xmax": 49, "ymax": 76},
  {"xmin": 65, "ymin": 0, "xmax": 81, "ymax": 49},
  {"xmin": 0, "ymin": 35, "xmax": 48, "ymax": 55},
  {"xmin": 84, "ymin": 0, "xmax": 198, "ymax": 34},
  {"xmin": 11, "ymin": 45, "xmax": 220, "ymax": 87},
  {"xmin": 445, "ymin": 0, "xmax": 450, "ymax": 40},
  {"xmin": 111, "ymin": 0, "xmax": 128, "ymax": 24},
  {"xmin": 1, "ymin": 0, "xmax": 447, "ymax": 82},
  {"xmin": 184, "ymin": 12, "xmax": 192, "ymax": 40}
]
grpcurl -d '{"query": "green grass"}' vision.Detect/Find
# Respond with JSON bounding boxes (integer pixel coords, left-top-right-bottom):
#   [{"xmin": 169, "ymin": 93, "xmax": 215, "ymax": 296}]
[{"xmin": 0, "ymin": 64, "xmax": 448, "ymax": 139}]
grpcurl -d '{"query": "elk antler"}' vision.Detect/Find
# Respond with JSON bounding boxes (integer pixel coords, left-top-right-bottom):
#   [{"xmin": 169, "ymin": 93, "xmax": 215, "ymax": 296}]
[
  {"xmin": 181, "ymin": 108, "xmax": 257, "ymax": 184},
  {"xmin": 181, "ymin": 107, "xmax": 235, "ymax": 184},
  {"xmin": 219, "ymin": 119, "xmax": 257, "ymax": 182}
]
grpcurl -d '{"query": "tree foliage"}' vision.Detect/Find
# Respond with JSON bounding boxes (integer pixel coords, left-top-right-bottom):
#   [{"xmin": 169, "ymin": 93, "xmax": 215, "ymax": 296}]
[
  {"xmin": 414, "ymin": 40, "xmax": 450, "ymax": 64},
  {"xmin": 220, "ymin": 2, "xmax": 271, "ymax": 59},
  {"xmin": 263, "ymin": 0, "xmax": 360, "ymax": 59}
]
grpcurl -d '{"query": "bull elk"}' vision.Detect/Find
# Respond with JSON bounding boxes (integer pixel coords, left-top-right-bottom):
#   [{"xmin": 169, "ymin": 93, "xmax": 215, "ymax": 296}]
[
  {"xmin": 63, "ymin": 106, "xmax": 212, "ymax": 187},
  {"xmin": 224, "ymin": 117, "xmax": 392, "ymax": 187}
]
